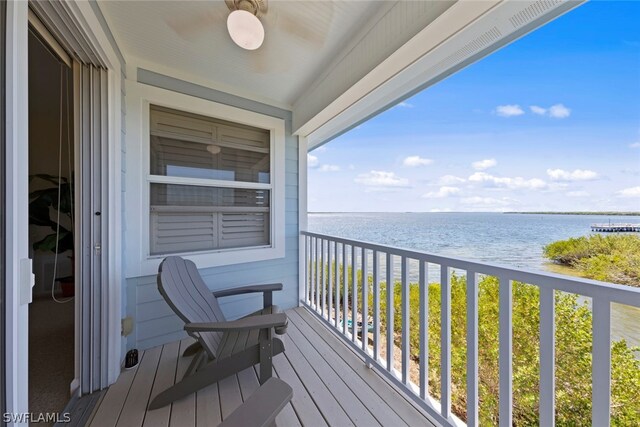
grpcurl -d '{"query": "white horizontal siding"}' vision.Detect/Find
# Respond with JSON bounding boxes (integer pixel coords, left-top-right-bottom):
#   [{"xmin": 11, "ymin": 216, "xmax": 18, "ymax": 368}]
[{"xmin": 126, "ymin": 71, "xmax": 299, "ymax": 351}]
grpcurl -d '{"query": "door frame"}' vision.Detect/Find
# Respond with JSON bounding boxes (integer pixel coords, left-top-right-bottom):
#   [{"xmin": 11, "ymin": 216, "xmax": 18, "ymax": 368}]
[{"xmin": 4, "ymin": 1, "xmax": 123, "ymax": 420}]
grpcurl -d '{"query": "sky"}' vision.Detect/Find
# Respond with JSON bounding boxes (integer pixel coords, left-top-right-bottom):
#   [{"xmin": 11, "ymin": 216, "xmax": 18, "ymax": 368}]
[{"xmin": 307, "ymin": 1, "xmax": 640, "ymax": 213}]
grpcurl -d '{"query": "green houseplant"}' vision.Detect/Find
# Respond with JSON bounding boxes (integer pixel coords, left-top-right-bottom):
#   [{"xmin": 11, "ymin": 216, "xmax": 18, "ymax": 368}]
[{"xmin": 29, "ymin": 174, "xmax": 75, "ymax": 296}]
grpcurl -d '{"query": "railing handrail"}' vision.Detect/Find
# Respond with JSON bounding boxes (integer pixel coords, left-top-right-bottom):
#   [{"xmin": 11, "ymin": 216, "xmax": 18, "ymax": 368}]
[{"xmin": 301, "ymin": 230, "xmax": 640, "ymax": 307}]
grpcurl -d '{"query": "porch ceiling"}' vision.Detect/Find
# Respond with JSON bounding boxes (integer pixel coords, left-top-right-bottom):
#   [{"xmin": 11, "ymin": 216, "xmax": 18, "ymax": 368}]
[{"xmin": 99, "ymin": 0, "xmax": 386, "ymax": 107}]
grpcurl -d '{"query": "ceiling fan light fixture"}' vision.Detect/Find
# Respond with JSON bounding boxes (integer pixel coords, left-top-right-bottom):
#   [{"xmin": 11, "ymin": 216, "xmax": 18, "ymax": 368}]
[{"xmin": 227, "ymin": 9, "xmax": 264, "ymax": 50}]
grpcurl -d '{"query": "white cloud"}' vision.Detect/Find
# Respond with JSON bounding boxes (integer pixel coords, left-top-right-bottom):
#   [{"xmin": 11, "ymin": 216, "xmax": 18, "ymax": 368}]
[
  {"xmin": 495, "ymin": 104, "xmax": 524, "ymax": 117},
  {"xmin": 438, "ymin": 175, "xmax": 466, "ymax": 185},
  {"xmin": 472, "ymin": 158, "xmax": 497, "ymax": 171},
  {"xmin": 529, "ymin": 104, "xmax": 571, "ymax": 118},
  {"xmin": 354, "ymin": 170, "xmax": 410, "ymax": 190},
  {"xmin": 548, "ymin": 104, "xmax": 571, "ymax": 119},
  {"xmin": 629, "ymin": 142, "xmax": 640, "ymax": 149},
  {"xmin": 396, "ymin": 101, "xmax": 414, "ymax": 108},
  {"xmin": 546, "ymin": 168, "xmax": 598, "ymax": 182},
  {"xmin": 307, "ymin": 154, "xmax": 319, "ymax": 168},
  {"xmin": 469, "ymin": 172, "xmax": 547, "ymax": 190},
  {"xmin": 319, "ymin": 164, "xmax": 340, "ymax": 172},
  {"xmin": 421, "ymin": 186, "xmax": 461, "ymax": 199},
  {"xmin": 530, "ymin": 105, "xmax": 547, "ymax": 115},
  {"xmin": 403, "ymin": 155, "xmax": 433, "ymax": 167},
  {"xmin": 430, "ymin": 208, "xmax": 452, "ymax": 213},
  {"xmin": 617, "ymin": 186, "xmax": 640, "ymax": 198},
  {"xmin": 348, "ymin": 164, "xmax": 356, "ymax": 171},
  {"xmin": 567, "ymin": 190, "xmax": 590, "ymax": 197}
]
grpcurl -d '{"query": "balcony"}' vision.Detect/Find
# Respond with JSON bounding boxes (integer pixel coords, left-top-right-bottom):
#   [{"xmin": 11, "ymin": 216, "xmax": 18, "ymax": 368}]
[
  {"xmin": 85, "ymin": 232, "xmax": 639, "ymax": 427},
  {"xmin": 86, "ymin": 307, "xmax": 436, "ymax": 427}
]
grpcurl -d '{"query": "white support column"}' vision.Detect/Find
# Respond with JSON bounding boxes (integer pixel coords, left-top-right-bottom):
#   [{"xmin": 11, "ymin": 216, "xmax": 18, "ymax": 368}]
[{"xmin": 297, "ymin": 135, "xmax": 307, "ymax": 306}]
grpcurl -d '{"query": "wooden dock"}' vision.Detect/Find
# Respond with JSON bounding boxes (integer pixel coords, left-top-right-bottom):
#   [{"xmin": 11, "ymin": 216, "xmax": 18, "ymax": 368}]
[{"xmin": 591, "ymin": 223, "xmax": 640, "ymax": 232}]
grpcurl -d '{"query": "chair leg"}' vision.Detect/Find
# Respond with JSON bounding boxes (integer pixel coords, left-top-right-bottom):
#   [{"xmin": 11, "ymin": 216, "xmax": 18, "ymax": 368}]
[{"xmin": 259, "ymin": 329, "xmax": 273, "ymax": 385}]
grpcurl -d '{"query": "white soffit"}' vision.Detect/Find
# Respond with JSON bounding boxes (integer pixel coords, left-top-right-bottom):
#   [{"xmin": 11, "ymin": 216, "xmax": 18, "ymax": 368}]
[{"xmin": 301, "ymin": 0, "xmax": 585, "ymax": 149}]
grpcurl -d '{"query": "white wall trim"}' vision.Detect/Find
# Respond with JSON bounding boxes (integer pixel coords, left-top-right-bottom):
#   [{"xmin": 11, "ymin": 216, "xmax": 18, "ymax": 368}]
[
  {"xmin": 125, "ymin": 81, "xmax": 286, "ymax": 278},
  {"xmin": 297, "ymin": 135, "xmax": 308, "ymax": 306},
  {"xmin": 4, "ymin": 1, "xmax": 29, "ymax": 423}
]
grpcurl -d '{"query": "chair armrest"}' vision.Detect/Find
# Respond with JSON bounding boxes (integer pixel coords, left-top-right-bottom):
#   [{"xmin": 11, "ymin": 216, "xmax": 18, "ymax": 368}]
[
  {"xmin": 184, "ymin": 313, "xmax": 288, "ymax": 333},
  {"xmin": 213, "ymin": 283, "xmax": 283, "ymax": 309},
  {"xmin": 212, "ymin": 283, "xmax": 283, "ymax": 298}
]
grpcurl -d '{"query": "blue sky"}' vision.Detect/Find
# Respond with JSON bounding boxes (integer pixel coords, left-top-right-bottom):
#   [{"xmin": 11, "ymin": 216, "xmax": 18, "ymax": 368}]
[{"xmin": 308, "ymin": 1, "xmax": 640, "ymax": 213}]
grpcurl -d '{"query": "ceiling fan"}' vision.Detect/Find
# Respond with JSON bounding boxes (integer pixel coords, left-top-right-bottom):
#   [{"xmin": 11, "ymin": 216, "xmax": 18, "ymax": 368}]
[{"xmin": 165, "ymin": 0, "xmax": 333, "ymax": 73}]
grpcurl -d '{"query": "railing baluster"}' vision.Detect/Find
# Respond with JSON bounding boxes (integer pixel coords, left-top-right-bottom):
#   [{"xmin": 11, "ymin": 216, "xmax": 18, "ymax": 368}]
[
  {"xmin": 328, "ymin": 240, "xmax": 333, "ymax": 323},
  {"xmin": 419, "ymin": 261, "xmax": 428, "ymax": 400},
  {"xmin": 401, "ymin": 257, "xmax": 410, "ymax": 384},
  {"xmin": 540, "ymin": 287, "xmax": 555, "ymax": 427},
  {"xmin": 362, "ymin": 247, "xmax": 368, "ymax": 351},
  {"xmin": 315, "ymin": 237, "xmax": 320, "ymax": 311},
  {"xmin": 441, "ymin": 265, "xmax": 451, "ymax": 419},
  {"xmin": 320, "ymin": 239, "xmax": 325, "ymax": 318},
  {"xmin": 386, "ymin": 253, "xmax": 394, "ymax": 373},
  {"xmin": 373, "ymin": 250, "xmax": 380, "ymax": 362},
  {"xmin": 334, "ymin": 241, "xmax": 339, "ymax": 327},
  {"xmin": 466, "ymin": 271, "xmax": 479, "ymax": 427},
  {"xmin": 343, "ymin": 244, "xmax": 348, "ymax": 335},
  {"xmin": 499, "ymin": 276, "xmax": 513, "ymax": 426},
  {"xmin": 304, "ymin": 236, "xmax": 309, "ymax": 304},
  {"xmin": 592, "ymin": 298, "xmax": 611, "ymax": 427},
  {"xmin": 351, "ymin": 245, "xmax": 357, "ymax": 342}
]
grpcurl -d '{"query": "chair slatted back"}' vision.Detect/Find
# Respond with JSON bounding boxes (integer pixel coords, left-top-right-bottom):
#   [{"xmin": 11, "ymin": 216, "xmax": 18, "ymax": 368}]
[{"xmin": 157, "ymin": 256, "xmax": 226, "ymax": 359}]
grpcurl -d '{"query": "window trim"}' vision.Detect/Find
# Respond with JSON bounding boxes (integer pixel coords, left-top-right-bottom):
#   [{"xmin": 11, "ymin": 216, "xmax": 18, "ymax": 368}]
[{"xmin": 125, "ymin": 81, "xmax": 286, "ymax": 278}]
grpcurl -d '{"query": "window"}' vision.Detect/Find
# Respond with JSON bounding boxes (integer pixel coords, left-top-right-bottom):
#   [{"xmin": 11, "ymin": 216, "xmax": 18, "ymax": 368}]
[{"xmin": 149, "ymin": 106, "xmax": 272, "ymax": 255}]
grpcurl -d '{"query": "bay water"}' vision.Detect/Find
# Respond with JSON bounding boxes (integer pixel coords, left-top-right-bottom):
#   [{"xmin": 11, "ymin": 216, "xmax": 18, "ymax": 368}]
[{"xmin": 308, "ymin": 212, "xmax": 640, "ymax": 348}]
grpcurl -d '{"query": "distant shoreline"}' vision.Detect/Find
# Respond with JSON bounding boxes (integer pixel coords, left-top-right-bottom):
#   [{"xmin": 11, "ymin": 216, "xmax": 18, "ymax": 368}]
[{"xmin": 505, "ymin": 211, "xmax": 640, "ymax": 216}]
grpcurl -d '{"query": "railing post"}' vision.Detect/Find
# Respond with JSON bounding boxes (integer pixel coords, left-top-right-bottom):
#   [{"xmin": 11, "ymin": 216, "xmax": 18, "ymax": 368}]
[
  {"xmin": 401, "ymin": 257, "xmax": 410, "ymax": 384},
  {"xmin": 362, "ymin": 247, "xmax": 368, "ymax": 351},
  {"xmin": 499, "ymin": 276, "xmax": 513, "ymax": 426},
  {"xmin": 419, "ymin": 261, "xmax": 428, "ymax": 400},
  {"xmin": 540, "ymin": 287, "xmax": 555, "ymax": 427},
  {"xmin": 373, "ymin": 250, "xmax": 380, "ymax": 362},
  {"xmin": 386, "ymin": 253, "xmax": 394, "ymax": 373},
  {"xmin": 466, "ymin": 271, "xmax": 478, "ymax": 427},
  {"xmin": 440, "ymin": 265, "xmax": 451, "ymax": 419},
  {"xmin": 592, "ymin": 298, "xmax": 611, "ymax": 427}
]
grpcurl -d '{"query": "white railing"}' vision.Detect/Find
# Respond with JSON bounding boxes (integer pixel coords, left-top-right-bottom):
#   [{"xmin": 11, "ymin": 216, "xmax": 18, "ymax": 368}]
[{"xmin": 300, "ymin": 231, "xmax": 640, "ymax": 427}]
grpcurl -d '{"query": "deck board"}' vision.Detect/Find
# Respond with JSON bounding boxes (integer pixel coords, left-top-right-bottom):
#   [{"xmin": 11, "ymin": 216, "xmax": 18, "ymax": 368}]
[{"xmin": 87, "ymin": 307, "xmax": 436, "ymax": 427}]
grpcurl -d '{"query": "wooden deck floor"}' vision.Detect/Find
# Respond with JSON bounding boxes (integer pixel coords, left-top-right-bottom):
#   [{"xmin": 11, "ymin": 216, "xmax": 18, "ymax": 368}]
[{"xmin": 87, "ymin": 307, "xmax": 437, "ymax": 427}]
